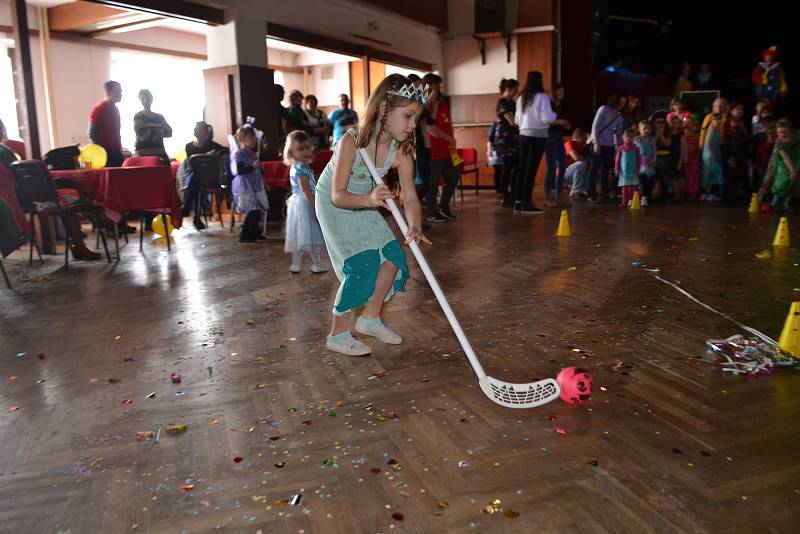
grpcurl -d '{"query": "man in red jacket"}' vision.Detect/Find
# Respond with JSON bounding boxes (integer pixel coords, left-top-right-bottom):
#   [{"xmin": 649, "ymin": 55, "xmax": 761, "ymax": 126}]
[{"xmin": 88, "ymin": 80, "xmax": 124, "ymax": 167}]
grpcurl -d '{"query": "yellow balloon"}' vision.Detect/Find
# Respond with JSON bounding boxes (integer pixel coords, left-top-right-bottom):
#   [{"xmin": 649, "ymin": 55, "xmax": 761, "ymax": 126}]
[
  {"xmin": 175, "ymin": 149, "xmax": 187, "ymax": 163},
  {"xmin": 78, "ymin": 143, "xmax": 108, "ymax": 169},
  {"xmin": 151, "ymin": 214, "xmax": 174, "ymax": 238}
]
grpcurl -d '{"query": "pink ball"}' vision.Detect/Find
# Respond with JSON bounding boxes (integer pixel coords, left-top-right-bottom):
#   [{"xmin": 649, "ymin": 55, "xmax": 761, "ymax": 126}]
[{"xmin": 556, "ymin": 367, "xmax": 593, "ymax": 404}]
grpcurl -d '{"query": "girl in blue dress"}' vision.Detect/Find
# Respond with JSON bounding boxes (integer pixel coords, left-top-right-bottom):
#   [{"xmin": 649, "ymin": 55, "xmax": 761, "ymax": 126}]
[{"xmin": 283, "ymin": 130, "xmax": 326, "ymax": 273}]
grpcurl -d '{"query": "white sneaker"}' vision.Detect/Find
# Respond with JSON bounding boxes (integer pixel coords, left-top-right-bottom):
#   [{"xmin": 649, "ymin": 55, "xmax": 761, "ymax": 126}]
[
  {"xmin": 641, "ymin": 196, "xmax": 648, "ymax": 207},
  {"xmin": 326, "ymin": 333, "xmax": 371, "ymax": 356},
  {"xmin": 627, "ymin": 200, "xmax": 632, "ymax": 207},
  {"xmin": 355, "ymin": 317, "xmax": 402, "ymax": 344},
  {"xmin": 289, "ymin": 263, "xmax": 301, "ymax": 273},
  {"xmin": 700, "ymin": 194, "xmax": 708, "ymax": 201},
  {"xmin": 310, "ymin": 263, "xmax": 327, "ymax": 273}
]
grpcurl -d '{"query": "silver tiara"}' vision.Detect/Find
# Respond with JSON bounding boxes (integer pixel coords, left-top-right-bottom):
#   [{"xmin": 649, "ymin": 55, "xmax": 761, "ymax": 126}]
[{"xmin": 388, "ymin": 83, "xmax": 430, "ymax": 105}]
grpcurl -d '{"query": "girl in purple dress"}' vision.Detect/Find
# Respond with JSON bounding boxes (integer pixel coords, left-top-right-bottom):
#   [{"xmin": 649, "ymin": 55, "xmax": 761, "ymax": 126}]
[{"xmin": 231, "ymin": 126, "xmax": 269, "ymax": 242}]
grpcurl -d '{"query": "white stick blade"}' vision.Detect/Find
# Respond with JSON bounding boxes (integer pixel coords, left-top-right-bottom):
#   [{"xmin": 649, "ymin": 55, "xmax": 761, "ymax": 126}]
[{"xmin": 480, "ymin": 376, "xmax": 560, "ymax": 409}]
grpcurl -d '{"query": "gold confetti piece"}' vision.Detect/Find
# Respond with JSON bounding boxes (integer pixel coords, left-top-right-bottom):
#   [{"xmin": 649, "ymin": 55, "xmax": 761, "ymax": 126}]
[
  {"xmin": 483, "ymin": 499, "xmax": 502, "ymax": 514},
  {"xmin": 165, "ymin": 424, "xmax": 188, "ymax": 435},
  {"xmin": 210, "ymin": 419, "xmax": 220, "ymax": 426},
  {"xmin": 436, "ymin": 501, "xmax": 449, "ymax": 510},
  {"xmin": 114, "ymin": 336, "xmax": 122, "ymax": 340},
  {"xmin": 6, "ymin": 376, "xmax": 17, "ymax": 382}
]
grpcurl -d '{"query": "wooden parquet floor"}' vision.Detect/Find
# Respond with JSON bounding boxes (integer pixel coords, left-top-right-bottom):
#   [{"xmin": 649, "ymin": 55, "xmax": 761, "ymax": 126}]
[{"xmin": 1, "ymin": 196, "xmax": 799, "ymax": 534}]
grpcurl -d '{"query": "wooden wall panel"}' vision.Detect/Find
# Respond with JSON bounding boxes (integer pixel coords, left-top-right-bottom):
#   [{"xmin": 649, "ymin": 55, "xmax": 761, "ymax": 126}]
[
  {"xmin": 349, "ymin": 60, "xmax": 367, "ymax": 116},
  {"xmin": 516, "ymin": 31, "xmax": 554, "ymax": 91},
  {"xmin": 516, "ymin": 0, "xmax": 555, "ymax": 28},
  {"xmin": 369, "ymin": 60, "xmax": 386, "ymax": 94},
  {"xmin": 449, "ymin": 94, "xmax": 498, "ymax": 125}
]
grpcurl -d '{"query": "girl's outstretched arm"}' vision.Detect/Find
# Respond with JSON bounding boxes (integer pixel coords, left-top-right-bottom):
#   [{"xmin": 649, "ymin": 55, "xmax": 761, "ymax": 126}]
[{"xmin": 395, "ymin": 152, "xmax": 431, "ymax": 245}]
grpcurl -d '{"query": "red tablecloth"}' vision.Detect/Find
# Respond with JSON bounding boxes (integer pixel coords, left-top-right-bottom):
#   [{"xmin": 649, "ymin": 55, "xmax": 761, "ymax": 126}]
[
  {"xmin": 0, "ymin": 165, "xmax": 30, "ymax": 235},
  {"xmin": 51, "ymin": 166, "xmax": 182, "ymax": 228},
  {"xmin": 261, "ymin": 151, "xmax": 333, "ymax": 191}
]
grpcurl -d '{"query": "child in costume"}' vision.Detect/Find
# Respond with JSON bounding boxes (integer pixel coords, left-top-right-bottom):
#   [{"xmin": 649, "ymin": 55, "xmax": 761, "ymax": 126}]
[
  {"xmin": 701, "ymin": 114, "xmax": 724, "ymax": 201},
  {"xmin": 753, "ymin": 117, "xmax": 777, "ymax": 195},
  {"xmin": 634, "ymin": 120, "xmax": 656, "ymax": 206},
  {"xmin": 752, "ymin": 46, "xmax": 788, "ymax": 105},
  {"xmin": 761, "ymin": 119, "xmax": 799, "ymax": 211},
  {"xmin": 615, "ymin": 128, "xmax": 641, "ymax": 207},
  {"xmin": 283, "ymin": 130, "xmax": 327, "ymax": 274},
  {"xmin": 230, "ymin": 125, "xmax": 269, "ymax": 242},
  {"xmin": 315, "ymin": 74, "xmax": 430, "ymax": 356},
  {"xmin": 679, "ymin": 117, "xmax": 701, "ymax": 199},
  {"xmin": 666, "ymin": 98, "xmax": 691, "ymax": 123},
  {"xmin": 722, "ymin": 106, "xmax": 751, "ymax": 203}
]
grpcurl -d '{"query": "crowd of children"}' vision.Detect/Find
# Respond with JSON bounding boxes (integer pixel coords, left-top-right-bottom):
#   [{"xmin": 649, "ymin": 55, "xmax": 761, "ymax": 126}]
[{"xmin": 488, "ymin": 93, "xmax": 799, "ymax": 211}]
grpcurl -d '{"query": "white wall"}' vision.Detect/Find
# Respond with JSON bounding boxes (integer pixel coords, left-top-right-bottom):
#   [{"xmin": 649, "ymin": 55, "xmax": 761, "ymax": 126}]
[
  {"xmin": 442, "ymin": 0, "xmax": 518, "ymax": 96},
  {"xmin": 310, "ymin": 62, "xmax": 350, "ymax": 107}
]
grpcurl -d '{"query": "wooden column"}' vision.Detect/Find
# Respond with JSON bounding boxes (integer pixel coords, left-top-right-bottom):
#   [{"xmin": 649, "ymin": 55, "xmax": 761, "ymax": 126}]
[
  {"xmin": 37, "ymin": 6, "xmax": 58, "ymax": 150},
  {"xmin": 10, "ymin": 0, "xmax": 41, "ymax": 159},
  {"xmin": 349, "ymin": 59, "xmax": 367, "ymax": 116}
]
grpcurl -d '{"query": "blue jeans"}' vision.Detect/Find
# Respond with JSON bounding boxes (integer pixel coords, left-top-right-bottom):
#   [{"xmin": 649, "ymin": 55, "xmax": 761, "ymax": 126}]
[
  {"xmin": 587, "ymin": 144, "xmax": 616, "ymax": 199},
  {"xmin": 544, "ymin": 136, "xmax": 567, "ymax": 194}
]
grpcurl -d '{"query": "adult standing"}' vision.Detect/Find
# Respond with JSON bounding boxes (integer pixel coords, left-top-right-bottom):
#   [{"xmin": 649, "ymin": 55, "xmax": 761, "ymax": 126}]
[
  {"xmin": 622, "ymin": 94, "xmax": 643, "ymax": 128},
  {"xmin": 407, "ymin": 74, "xmax": 435, "ymax": 208},
  {"xmin": 303, "ymin": 94, "xmax": 332, "ymax": 150},
  {"xmin": 587, "ymin": 93, "xmax": 626, "ymax": 201},
  {"xmin": 328, "ymin": 94, "xmax": 359, "ymax": 147},
  {"xmin": 514, "ymin": 71, "xmax": 568, "ymax": 213},
  {"xmin": 88, "ymin": 80, "xmax": 124, "ymax": 167},
  {"xmin": 286, "ymin": 90, "xmax": 311, "ymax": 135},
  {"xmin": 133, "ymin": 89, "xmax": 172, "ymax": 164},
  {"xmin": 494, "ymin": 78, "xmax": 519, "ymax": 207},
  {"xmin": 272, "ymin": 84, "xmax": 290, "ymax": 159},
  {"xmin": 543, "ymin": 83, "xmax": 571, "ymax": 207},
  {"xmin": 424, "ymin": 73, "xmax": 461, "ymax": 222},
  {"xmin": 674, "ymin": 62, "xmax": 694, "ymax": 96},
  {"xmin": 696, "ymin": 63, "xmax": 715, "ymax": 90}
]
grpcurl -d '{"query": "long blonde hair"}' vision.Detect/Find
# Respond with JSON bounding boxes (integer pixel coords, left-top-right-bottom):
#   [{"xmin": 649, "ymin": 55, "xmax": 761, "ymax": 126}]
[{"xmin": 354, "ymin": 73, "xmax": 424, "ymax": 156}]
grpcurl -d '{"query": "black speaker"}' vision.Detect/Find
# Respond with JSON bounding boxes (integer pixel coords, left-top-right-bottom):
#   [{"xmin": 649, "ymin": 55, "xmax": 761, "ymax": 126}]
[{"xmin": 475, "ymin": 0, "xmax": 506, "ymax": 34}]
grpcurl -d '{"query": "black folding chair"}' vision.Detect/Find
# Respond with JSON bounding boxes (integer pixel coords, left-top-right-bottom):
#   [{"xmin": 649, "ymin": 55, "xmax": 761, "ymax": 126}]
[
  {"xmin": 10, "ymin": 160, "xmax": 111, "ymax": 271},
  {"xmin": 189, "ymin": 154, "xmax": 227, "ymax": 229}
]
